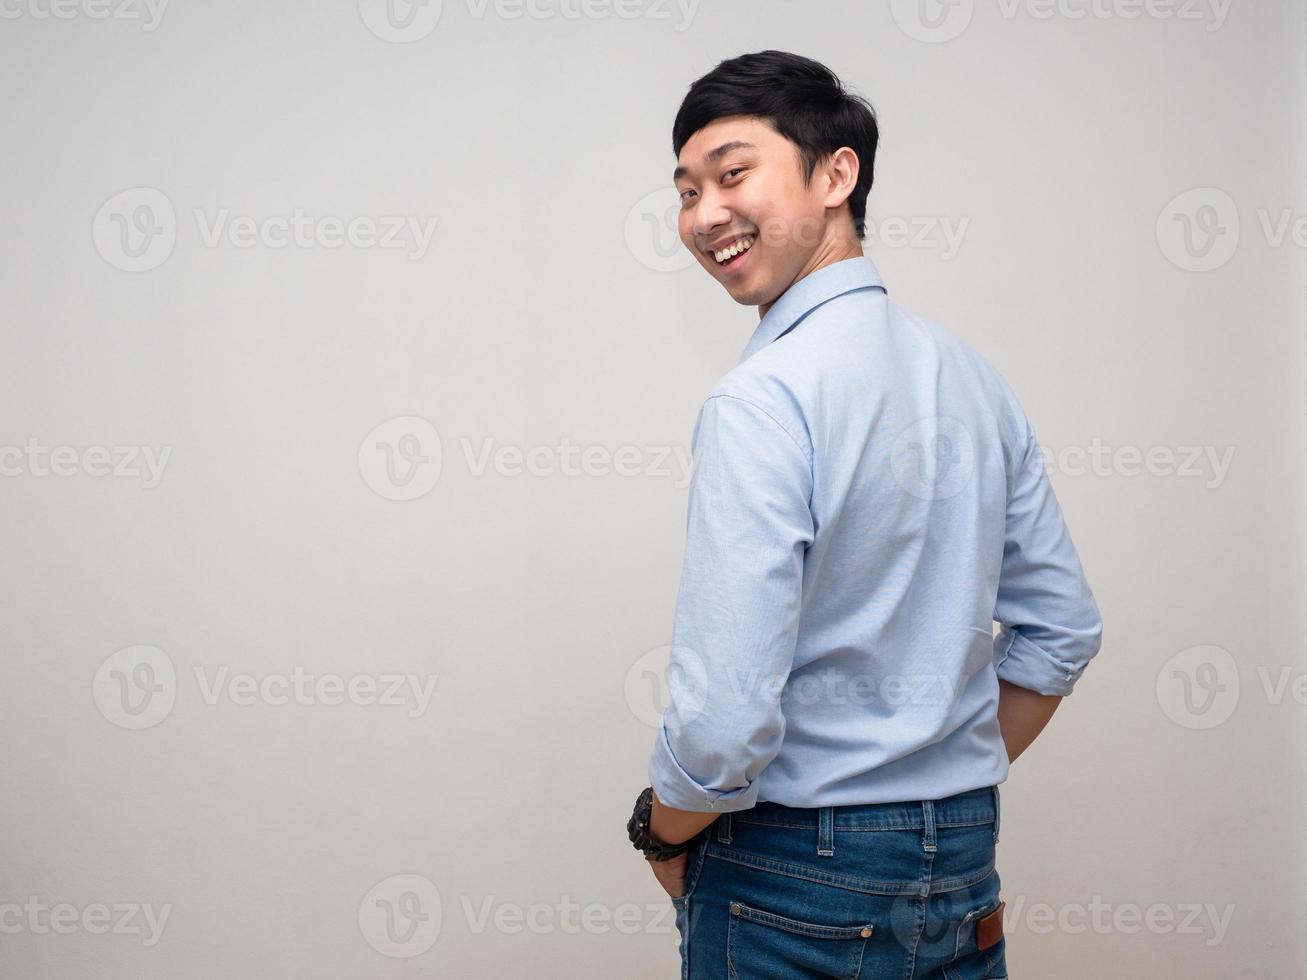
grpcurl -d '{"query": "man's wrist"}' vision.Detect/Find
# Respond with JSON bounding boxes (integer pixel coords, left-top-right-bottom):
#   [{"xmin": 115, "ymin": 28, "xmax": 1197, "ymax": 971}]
[
  {"xmin": 628, "ymin": 787, "xmax": 693, "ymax": 861},
  {"xmin": 647, "ymin": 825, "xmax": 672, "ymax": 848}
]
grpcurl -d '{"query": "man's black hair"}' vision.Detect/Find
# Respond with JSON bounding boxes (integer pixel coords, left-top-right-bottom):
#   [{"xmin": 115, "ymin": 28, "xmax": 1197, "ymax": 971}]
[{"xmin": 672, "ymin": 50, "xmax": 880, "ymax": 239}]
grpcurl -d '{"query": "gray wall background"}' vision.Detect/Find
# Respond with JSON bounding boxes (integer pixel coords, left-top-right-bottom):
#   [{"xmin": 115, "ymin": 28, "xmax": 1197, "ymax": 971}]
[{"xmin": 1, "ymin": 1, "xmax": 1303, "ymax": 976}]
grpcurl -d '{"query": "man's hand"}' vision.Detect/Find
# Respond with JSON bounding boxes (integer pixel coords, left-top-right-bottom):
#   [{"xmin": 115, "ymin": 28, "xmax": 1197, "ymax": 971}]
[
  {"xmin": 642, "ymin": 788, "xmax": 719, "ymax": 899},
  {"xmin": 996, "ymin": 678, "xmax": 1062, "ymax": 762},
  {"xmin": 646, "ymin": 850, "xmax": 689, "ymax": 900}
]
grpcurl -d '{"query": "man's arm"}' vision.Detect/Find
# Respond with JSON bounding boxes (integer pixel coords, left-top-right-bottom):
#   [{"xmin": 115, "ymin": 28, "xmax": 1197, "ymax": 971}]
[
  {"xmin": 649, "ymin": 790, "xmax": 719, "ymax": 846},
  {"xmin": 996, "ymin": 679, "xmax": 1061, "ymax": 763},
  {"xmin": 991, "ymin": 413, "xmax": 1104, "ymax": 701},
  {"xmin": 647, "ymin": 392, "xmax": 814, "ymax": 818}
]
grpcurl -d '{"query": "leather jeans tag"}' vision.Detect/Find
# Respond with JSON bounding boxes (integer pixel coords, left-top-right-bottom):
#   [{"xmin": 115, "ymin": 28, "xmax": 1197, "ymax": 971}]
[{"xmin": 976, "ymin": 900, "xmax": 1005, "ymax": 951}]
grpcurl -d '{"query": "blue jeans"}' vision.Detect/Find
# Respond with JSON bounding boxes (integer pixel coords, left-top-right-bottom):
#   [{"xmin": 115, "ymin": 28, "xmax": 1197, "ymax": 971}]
[{"xmin": 670, "ymin": 785, "xmax": 1006, "ymax": 979}]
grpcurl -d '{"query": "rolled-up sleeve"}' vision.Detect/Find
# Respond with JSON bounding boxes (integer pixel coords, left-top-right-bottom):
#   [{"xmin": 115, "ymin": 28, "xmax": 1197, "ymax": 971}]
[
  {"xmin": 993, "ymin": 419, "xmax": 1104, "ymax": 696},
  {"xmin": 648, "ymin": 392, "xmax": 814, "ymax": 812}
]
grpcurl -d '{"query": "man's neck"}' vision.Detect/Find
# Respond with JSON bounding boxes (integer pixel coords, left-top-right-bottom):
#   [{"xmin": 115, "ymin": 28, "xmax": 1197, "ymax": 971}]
[{"xmin": 758, "ymin": 239, "xmax": 865, "ymax": 321}]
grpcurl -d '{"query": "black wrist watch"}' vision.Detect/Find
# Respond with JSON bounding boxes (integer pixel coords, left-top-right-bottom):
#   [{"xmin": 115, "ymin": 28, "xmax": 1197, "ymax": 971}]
[{"xmin": 627, "ymin": 786, "xmax": 692, "ymax": 861}]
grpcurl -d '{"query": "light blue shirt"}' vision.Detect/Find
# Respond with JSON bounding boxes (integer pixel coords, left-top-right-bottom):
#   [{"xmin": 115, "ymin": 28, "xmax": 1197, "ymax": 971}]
[{"xmin": 648, "ymin": 255, "xmax": 1103, "ymax": 813}]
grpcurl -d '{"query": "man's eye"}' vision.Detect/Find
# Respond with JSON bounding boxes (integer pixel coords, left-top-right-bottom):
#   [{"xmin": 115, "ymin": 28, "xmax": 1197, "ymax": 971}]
[{"xmin": 724, "ymin": 168, "xmax": 745, "ymax": 179}]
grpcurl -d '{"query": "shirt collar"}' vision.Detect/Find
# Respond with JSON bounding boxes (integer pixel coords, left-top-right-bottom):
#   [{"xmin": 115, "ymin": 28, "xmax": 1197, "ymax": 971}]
[{"xmin": 738, "ymin": 255, "xmax": 888, "ymax": 365}]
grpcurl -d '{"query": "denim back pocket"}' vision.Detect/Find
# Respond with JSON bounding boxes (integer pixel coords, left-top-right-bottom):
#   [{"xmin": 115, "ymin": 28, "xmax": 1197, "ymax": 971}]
[{"xmin": 725, "ymin": 899, "xmax": 874, "ymax": 980}]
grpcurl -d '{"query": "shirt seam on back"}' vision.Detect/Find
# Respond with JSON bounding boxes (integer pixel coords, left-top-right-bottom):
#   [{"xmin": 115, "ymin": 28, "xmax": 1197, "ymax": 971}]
[{"xmin": 705, "ymin": 392, "xmax": 813, "ymax": 466}]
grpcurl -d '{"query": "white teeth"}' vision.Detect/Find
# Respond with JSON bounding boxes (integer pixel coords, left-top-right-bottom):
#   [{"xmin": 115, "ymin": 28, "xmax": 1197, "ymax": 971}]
[{"xmin": 714, "ymin": 235, "xmax": 754, "ymax": 263}]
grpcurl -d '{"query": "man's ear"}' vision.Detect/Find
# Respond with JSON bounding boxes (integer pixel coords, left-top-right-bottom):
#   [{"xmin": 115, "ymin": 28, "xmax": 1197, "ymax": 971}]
[{"xmin": 822, "ymin": 146, "xmax": 860, "ymax": 210}]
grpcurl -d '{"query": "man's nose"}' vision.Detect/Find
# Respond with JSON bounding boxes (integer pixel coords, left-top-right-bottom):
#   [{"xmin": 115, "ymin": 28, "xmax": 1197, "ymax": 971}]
[{"xmin": 692, "ymin": 188, "xmax": 732, "ymax": 241}]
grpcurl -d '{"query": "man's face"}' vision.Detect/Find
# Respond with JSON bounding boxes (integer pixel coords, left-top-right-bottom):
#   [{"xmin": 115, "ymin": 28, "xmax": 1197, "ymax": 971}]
[{"xmin": 673, "ymin": 115, "xmax": 833, "ymax": 311}]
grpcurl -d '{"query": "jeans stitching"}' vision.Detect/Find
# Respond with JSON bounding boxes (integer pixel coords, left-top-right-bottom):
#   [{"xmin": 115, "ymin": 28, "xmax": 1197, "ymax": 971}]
[
  {"xmin": 735, "ymin": 816, "xmax": 995, "ymax": 831},
  {"xmin": 730, "ymin": 900, "xmax": 874, "ymax": 939},
  {"xmin": 726, "ymin": 901, "xmax": 873, "ymax": 979},
  {"xmin": 706, "ymin": 847, "xmax": 916, "ymax": 896},
  {"xmin": 682, "ymin": 833, "xmax": 709, "ymax": 903}
]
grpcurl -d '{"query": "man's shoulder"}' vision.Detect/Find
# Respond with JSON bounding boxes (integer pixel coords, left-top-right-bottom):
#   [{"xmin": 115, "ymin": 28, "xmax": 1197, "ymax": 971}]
[
  {"xmin": 889, "ymin": 299, "xmax": 1025, "ymax": 404},
  {"xmin": 887, "ymin": 299, "xmax": 1035, "ymax": 452},
  {"xmin": 889, "ymin": 296, "xmax": 990, "ymax": 366},
  {"xmin": 722, "ymin": 294, "xmax": 998, "ymax": 394},
  {"xmin": 699, "ymin": 363, "xmax": 813, "ymax": 460}
]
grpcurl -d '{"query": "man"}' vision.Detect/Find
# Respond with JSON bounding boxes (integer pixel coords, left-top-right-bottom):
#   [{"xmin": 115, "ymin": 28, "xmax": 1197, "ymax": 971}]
[{"xmin": 626, "ymin": 51, "xmax": 1103, "ymax": 978}]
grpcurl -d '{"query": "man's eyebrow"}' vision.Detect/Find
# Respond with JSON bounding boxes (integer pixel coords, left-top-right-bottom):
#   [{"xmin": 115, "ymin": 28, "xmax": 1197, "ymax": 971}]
[{"xmin": 672, "ymin": 140, "xmax": 757, "ymax": 182}]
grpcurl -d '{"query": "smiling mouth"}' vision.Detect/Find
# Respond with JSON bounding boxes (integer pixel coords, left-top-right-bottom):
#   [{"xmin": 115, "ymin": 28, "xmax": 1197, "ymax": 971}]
[{"xmin": 710, "ymin": 234, "xmax": 755, "ymax": 271}]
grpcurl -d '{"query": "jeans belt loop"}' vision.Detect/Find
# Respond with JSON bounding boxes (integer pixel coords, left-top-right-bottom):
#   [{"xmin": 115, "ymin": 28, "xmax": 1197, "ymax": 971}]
[{"xmin": 817, "ymin": 805, "xmax": 835, "ymax": 857}]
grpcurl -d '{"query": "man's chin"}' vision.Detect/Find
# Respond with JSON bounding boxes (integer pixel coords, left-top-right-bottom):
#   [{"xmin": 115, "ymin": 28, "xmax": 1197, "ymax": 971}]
[
  {"xmin": 719, "ymin": 275, "xmax": 772, "ymax": 308},
  {"xmin": 726, "ymin": 288, "xmax": 762, "ymax": 306}
]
